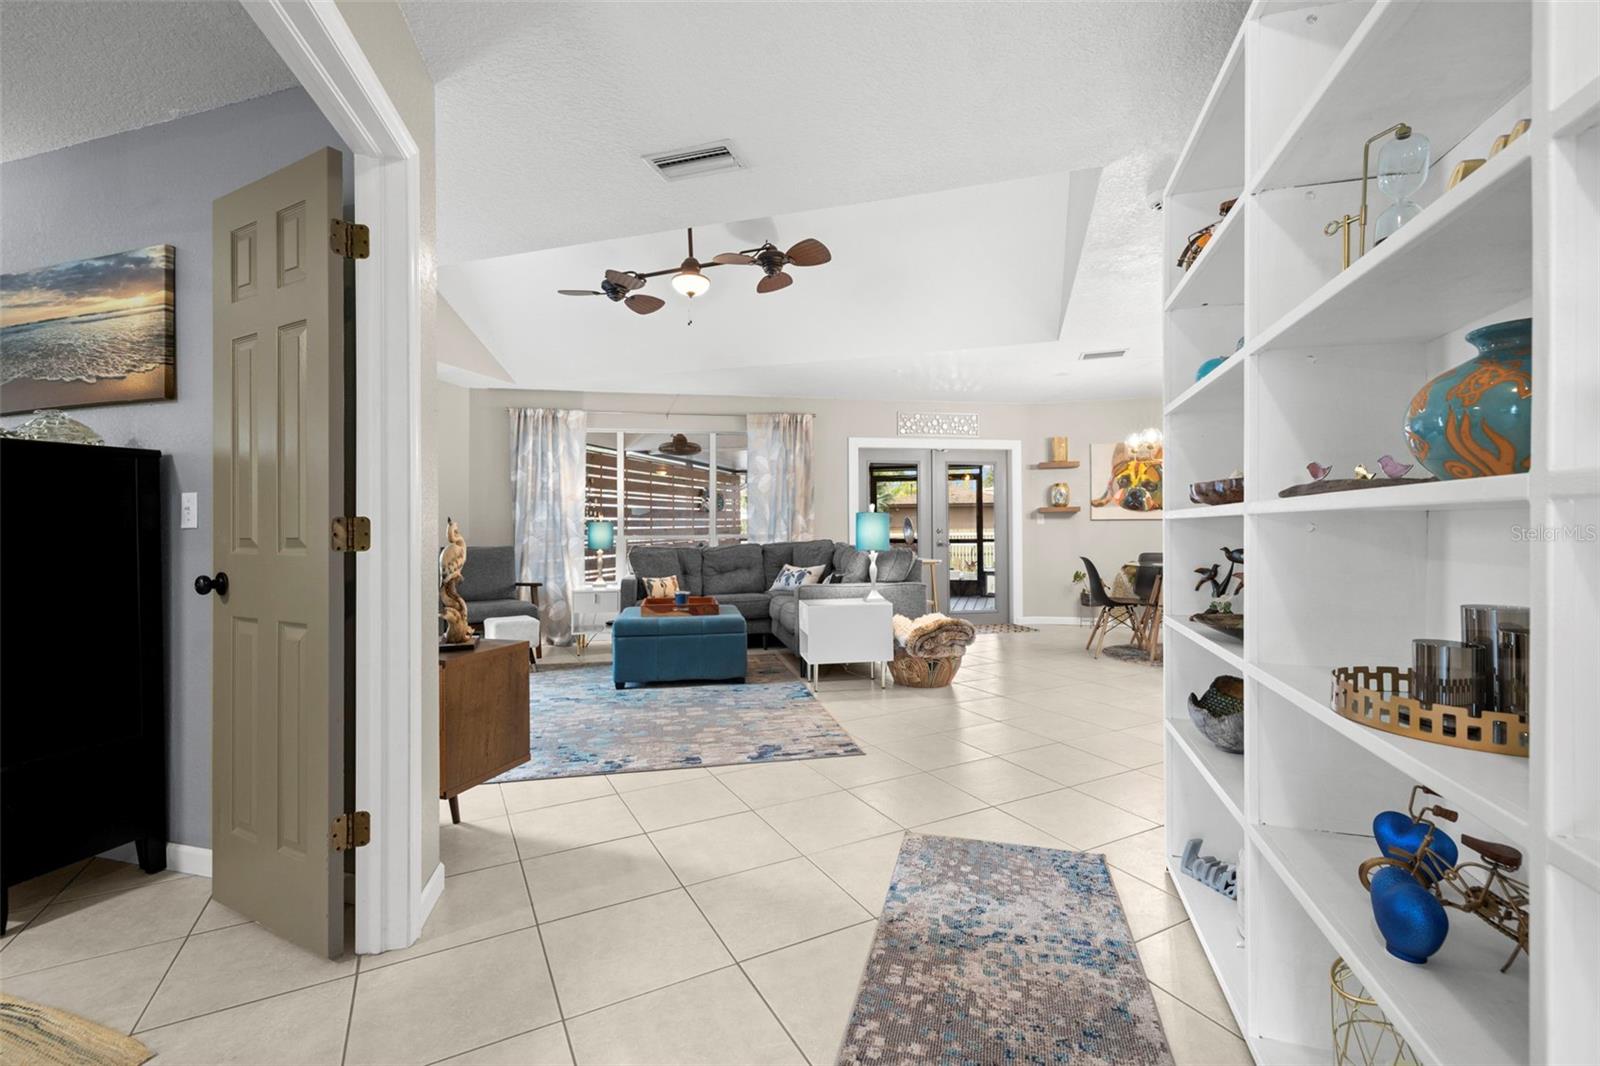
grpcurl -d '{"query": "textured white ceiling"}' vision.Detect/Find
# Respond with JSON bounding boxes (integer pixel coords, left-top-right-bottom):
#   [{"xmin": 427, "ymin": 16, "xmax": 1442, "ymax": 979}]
[
  {"xmin": 0, "ymin": 1, "xmax": 296, "ymax": 162},
  {"xmin": 402, "ymin": 0, "xmax": 1246, "ymax": 264},
  {"xmin": 412, "ymin": 1, "xmax": 1247, "ymax": 403}
]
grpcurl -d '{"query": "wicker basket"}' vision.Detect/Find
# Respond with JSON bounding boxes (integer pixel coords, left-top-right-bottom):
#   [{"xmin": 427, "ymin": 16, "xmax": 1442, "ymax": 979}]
[{"xmin": 889, "ymin": 652, "xmax": 963, "ymax": 688}]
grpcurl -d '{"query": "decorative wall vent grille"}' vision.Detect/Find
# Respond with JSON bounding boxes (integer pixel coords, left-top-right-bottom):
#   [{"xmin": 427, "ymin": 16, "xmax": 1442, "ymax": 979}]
[
  {"xmin": 1079, "ymin": 348, "xmax": 1127, "ymax": 361},
  {"xmin": 898, "ymin": 412, "xmax": 979, "ymax": 437}
]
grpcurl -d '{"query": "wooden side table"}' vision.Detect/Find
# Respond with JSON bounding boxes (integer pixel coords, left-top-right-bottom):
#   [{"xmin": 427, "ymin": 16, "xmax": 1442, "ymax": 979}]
[{"xmin": 439, "ymin": 640, "xmax": 530, "ymax": 824}]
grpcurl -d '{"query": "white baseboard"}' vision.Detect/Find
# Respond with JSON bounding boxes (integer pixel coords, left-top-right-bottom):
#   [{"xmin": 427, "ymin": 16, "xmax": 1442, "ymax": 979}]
[
  {"xmin": 98, "ymin": 842, "xmax": 213, "ymax": 877},
  {"xmin": 419, "ymin": 861, "xmax": 445, "ymax": 929},
  {"xmin": 1016, "ymin": 616, "xmax": 1094, "ymax": 627}
]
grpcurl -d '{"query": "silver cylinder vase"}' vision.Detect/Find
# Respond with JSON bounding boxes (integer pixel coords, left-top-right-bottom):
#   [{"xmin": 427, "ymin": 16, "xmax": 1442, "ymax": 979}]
[
  {"xmin": 1460, "ymin": 604, "xmax": 1530, "ymax": 717},
  {"xmin": 1411, "ymin": 639, "xmax": 1489, "ymax": 713}
]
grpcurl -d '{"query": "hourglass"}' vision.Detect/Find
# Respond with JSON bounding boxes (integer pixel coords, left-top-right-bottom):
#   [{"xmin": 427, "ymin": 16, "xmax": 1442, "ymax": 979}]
[
  {"xmin": 1373, "ymin": 126, "xmax": 1432, "ymax": 245},
  {"xmin": 1324, "ymin": 122, "xmax": 1430, "ymax": 269}
]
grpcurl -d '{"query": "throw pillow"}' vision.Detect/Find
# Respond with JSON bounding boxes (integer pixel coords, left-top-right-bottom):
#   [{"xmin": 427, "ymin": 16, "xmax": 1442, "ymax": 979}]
[
  {"xmin": 642, "ymin": 574, "xmax": 680, "ymax": 598},
  {"xmin": 769, "ymin": 563, "xmax": 824, "ymax": 590}
]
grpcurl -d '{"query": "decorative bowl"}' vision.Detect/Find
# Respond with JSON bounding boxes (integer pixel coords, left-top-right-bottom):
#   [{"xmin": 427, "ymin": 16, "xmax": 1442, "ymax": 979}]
[
  {"xmin": 1187, "ymin": 675, "xmax": 1245, "ymax": 753},
  {"xmin": 1188, "ymin": 477, "xmax": 1244, "ymax": 505}
]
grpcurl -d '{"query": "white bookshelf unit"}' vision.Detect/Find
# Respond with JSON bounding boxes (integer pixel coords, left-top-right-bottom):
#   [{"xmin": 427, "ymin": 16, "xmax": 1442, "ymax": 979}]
[{"xmin": 1161, "ymin": 3, "xmax": 1599, "ymax": 1064}]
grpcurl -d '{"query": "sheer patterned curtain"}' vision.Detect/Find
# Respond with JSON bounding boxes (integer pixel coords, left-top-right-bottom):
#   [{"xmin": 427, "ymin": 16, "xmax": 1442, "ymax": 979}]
[
  {"xmin": 511, "ymin": 408, "xmax": 588, "ymax": 644},
  {"xmin": 746, "ymin": 412, "xmax": 814, "ymax": 543}
]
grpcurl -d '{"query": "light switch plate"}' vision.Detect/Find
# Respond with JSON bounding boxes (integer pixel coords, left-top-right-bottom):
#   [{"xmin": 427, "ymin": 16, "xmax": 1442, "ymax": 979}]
[{"xmin": 180, "ymin": 492, "xmax": 198, "ymax": 529}]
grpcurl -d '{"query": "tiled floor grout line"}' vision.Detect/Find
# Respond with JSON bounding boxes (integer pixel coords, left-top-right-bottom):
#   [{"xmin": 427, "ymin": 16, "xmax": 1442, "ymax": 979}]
[
  {"xmin": 508, "ymin": 792, "xmax": 580, "ymax": 1066},
  {"xmin": 127, "ymin": 897, "xmax": 210, "ymax": 1034},
  {"xmin": 338, "ymin": 966, "xmax": 360, "ymax": 1065},
  {"xmin": 131, "ymin": 972, "xmax": 354, "ymax": 1039},
  {"xmin": 420, "ymin": 1022, "xmax": 563, "ymax": 1066},
  {"xmin": 632, "ymin": 828, "xmax": 814, "ymax": 1065},
  {"xmin": 0, "ymin": 933, "xmax": 191, "ymax": 982}
]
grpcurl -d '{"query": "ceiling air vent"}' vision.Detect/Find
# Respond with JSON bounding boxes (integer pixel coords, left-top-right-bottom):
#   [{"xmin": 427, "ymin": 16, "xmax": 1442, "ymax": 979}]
[
  {"xmin": 645, "ymin": 142, "xmax": 742, "ymax": 182},
  {"xmin": 1079, "ymin": 348, "xmax": 1127, "ymax": 361}
]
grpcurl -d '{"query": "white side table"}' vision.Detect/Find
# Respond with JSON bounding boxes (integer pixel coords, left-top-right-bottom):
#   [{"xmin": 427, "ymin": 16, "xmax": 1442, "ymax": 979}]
[
  {"xmin": 571, "ymin": 583, "xmax": 621, "ymax": 655},
  {"xmin": 797, "ymin": 597, "xmax": 894, "ymax": 689}
]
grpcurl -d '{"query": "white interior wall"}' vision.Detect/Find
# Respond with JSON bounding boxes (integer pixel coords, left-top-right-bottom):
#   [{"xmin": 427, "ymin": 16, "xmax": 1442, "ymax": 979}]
[{"xmin": 435, "ymin": 383, "xmax": 1165, "ymax": 621}]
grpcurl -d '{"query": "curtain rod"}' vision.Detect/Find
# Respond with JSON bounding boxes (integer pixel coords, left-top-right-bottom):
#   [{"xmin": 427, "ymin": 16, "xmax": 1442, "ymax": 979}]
[{"xmin": 503, "ymin": 409, "xmax": 798, "ymax": 418}]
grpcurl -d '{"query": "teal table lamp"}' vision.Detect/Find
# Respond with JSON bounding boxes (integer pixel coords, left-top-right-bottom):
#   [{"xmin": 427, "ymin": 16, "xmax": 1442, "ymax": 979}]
[
  {"xmin": 855, "ymin": 510, "xmax": 891, "ymax": 584},
  {"xmin": 586, "ymin": 519, "xmax": 615, "ymax": 553}
]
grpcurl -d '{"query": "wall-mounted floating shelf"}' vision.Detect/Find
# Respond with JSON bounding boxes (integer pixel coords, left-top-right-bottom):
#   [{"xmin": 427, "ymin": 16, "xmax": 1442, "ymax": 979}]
[
  {"xmin": 1033, "ymin": 506, "xmax": 1080, "ymax": 515},
  {"xmin": 1030, "ymin": 461, "xmax": 1080, "ymax": 470}
]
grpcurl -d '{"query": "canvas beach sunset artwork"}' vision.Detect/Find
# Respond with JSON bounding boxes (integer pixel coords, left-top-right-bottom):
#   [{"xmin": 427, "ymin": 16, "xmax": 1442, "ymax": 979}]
[{"xmin": 1, "ymin": 245, "xmax": 176, "ymax": 414}]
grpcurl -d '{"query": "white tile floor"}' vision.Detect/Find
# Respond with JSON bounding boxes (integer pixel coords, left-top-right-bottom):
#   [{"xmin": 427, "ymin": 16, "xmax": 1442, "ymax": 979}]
[{"xmin": 0, "ymin": 631, "xmax": 1251, "ymax": 1065}]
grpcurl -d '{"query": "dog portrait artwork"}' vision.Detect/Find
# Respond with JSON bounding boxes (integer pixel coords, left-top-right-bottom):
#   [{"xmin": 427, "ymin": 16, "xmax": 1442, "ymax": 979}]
[{"xmin": 1090, "ymin": 440, "xmax": 1164, "ymax": 520}]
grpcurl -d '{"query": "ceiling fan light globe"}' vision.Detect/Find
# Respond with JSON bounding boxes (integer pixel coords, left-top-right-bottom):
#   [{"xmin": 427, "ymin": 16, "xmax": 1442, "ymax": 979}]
[{"xmin": 672, "ymin": 270, "xmax": 710, "ymax": 298}]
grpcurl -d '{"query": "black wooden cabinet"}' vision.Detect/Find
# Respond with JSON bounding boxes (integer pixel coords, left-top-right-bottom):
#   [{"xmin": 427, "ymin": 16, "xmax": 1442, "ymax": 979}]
[{"xmin": 1, "ymin": 438, "xmax": 167, "ymax": 927}]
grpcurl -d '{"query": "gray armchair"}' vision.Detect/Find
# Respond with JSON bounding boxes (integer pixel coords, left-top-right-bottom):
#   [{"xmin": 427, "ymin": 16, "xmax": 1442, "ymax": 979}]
[{"xmin": 457, "ymin": 545, "xmax": 540, "ymax": 626}]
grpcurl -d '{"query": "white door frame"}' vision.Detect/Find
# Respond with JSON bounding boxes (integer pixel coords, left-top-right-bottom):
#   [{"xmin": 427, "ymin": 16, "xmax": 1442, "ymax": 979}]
[
  {"xmin": 846, "ymin": 438, "xmax": 1024, "ymax": 622},
  {"xmin": 247, "ymin": 0, "xmax": 429, "ymax": 955}
]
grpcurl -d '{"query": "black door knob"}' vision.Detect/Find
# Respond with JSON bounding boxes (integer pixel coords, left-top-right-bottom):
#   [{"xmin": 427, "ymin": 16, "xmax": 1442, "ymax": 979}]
[{"xmin": 194, "ymin": 572, "xmax": 230, "ymax": 596}]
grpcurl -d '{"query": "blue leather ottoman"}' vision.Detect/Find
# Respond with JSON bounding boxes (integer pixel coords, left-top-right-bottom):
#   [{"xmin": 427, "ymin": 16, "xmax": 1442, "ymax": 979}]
[{"xmin": 612, "ymin": 605, "xmax": 748, "ymax": 689}]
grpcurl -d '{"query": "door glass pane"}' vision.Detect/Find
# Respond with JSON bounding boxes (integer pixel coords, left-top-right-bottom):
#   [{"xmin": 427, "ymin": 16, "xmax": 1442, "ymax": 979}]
[
  {"xmin": 584, "ymin": 432, "xmax": 620, "ymax": 583},
  {"xmin": 869, "ymin": 463, "xmax": 921, "ymax": 554},
  {"xmin": 947, "ymin": 463, "xmax": 996, "ymax": 614},
  {"xmin": 622, "ymin": 432, "xmax": 712, "ymax": 548},
  {"xmin": 714, "ymin": 433, "xmax": 748, "ymax": 543}
]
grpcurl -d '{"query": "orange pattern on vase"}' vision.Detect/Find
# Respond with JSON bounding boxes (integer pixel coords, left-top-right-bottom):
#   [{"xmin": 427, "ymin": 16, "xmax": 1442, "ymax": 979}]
[
  {"xmin": 1441, "ymin": 409, "xmax": 1519, "ymax": 477},
  {"xmin": 1446, "ymin": 356, "xmax": 1532, "ymax": 408}
]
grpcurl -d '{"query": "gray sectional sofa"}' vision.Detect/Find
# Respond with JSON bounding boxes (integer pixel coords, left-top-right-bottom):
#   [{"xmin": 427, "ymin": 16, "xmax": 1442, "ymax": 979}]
[{"xmin": 620, "ymin": 540, "xmax": 926, "ymax": 657}]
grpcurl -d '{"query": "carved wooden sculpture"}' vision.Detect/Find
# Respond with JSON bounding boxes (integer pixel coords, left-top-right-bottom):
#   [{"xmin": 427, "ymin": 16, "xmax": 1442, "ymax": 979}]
[{"xmin": 439, "ymin": 517, "xmax": 472, "ymax": 645}]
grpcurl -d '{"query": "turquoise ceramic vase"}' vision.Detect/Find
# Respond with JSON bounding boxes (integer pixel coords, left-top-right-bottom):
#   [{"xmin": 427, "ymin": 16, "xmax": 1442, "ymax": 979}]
[{"xmin": 1403, "ymin": 318, "xmax": 1532, "ymax": 479}]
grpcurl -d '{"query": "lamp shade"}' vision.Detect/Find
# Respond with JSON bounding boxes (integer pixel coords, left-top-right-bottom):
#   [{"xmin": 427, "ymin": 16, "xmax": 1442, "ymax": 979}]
[
  {"xmin": 586, "ymin": 519, "xmax": 615, "ymax": 551},
  {"xmin": 855, "ymin": 511, "xmax": 891, "ymax": 553}
]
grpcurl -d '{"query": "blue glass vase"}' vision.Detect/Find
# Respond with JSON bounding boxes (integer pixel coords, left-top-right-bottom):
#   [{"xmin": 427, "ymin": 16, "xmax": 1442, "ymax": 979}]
[
  {"xmin": 1370, "ymin": 876, "xmax": 1449, "ymax": 964},
  {"xmin": 1403, "ymin": 318, "xmax": 1532, "ymax": 479}
]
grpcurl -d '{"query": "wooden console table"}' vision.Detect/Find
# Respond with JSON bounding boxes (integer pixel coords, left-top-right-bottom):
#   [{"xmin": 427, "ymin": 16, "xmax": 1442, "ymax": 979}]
[{"xmin": 439, "ymin": 640, "xmax": 530, "ymax": 824}]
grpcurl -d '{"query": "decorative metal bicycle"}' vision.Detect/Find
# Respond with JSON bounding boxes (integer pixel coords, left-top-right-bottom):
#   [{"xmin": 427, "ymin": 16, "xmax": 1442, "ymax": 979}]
[{"xmin": 1358, "ymin": 785, "xmax": 1529, "ymax": 972}]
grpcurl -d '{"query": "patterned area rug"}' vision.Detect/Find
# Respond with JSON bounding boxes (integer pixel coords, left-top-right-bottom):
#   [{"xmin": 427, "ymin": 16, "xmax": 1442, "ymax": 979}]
[
  {"xmin": 0, "ymin": 996, "xmax": 152, "ymax": 1066},
  {"xmin": 490, "ymin": 654, "xmax": 862, "ymax": 782},
  {"xmin": 838, "ymin": 834, "xmax": 1174, "ymax": 1066},
  {"xmin": 1103, "ymin": 642, "xmax": 1161, "ymax": 663},
  {"xmin": 973, "ymin": 622, "xmax": 1038, "ymax": 635}
]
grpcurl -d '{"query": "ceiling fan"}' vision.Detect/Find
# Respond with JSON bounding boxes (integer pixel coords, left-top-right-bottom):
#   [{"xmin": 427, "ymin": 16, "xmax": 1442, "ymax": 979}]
[
  {"xmin": 556, "ymin": 229, "xmax": 831, "ymax": 310},
  {"xmin": 557, "ymin": 269, "xmax": 666, "ymax": 315},
  {"xmin": 657, "ymin": 433, "xmax": 702, "ymax": 457},
  {"xmin": 713, "ymin": 238, "xmax": 832, "ymax": 293}
]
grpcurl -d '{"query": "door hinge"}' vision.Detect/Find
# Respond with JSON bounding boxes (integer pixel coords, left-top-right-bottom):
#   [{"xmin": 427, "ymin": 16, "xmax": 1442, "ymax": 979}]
[
  {"xmin": 331, "ymin": 515, "xmax": 371, "ymax": 552},
  {"xmin": 331, "ymin": 811, "xmax": 371, "ymax": 851},
  {"xmin": 330, "ymin": 219, "xmax": 370, "ymax": 259}
]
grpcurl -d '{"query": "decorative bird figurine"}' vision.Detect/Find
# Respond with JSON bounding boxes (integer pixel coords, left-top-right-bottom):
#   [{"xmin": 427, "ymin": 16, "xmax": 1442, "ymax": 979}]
[
  {"xmin": 1353, "ymin": 463, "xmax": 1377, "ymax": 480},
  {"xmin": 1221, "ymin": 547, "xmax": 1244, "ymax": 593},
  {"xmin": 1194, "ymin": 563, "xmax": 1222, "ymax": 596},
  {"xmin": 1307, "ymin": 461, "xmax": 1332, "ymax": 482},
  {"xmin": 1377, "ymin": 454, "xmax": 1414, "ymax": 479}
]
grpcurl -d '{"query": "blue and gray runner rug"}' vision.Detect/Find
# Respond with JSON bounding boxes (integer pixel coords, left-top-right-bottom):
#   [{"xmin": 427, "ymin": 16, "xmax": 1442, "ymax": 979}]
[{"xmin": 838, "ymin": 834, "xmax": 1174, "ymax": 1065}]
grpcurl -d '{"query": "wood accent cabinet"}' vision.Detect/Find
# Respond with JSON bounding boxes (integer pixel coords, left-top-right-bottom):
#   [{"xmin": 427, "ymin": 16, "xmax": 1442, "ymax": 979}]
[{"xmin": 439, "ymin": 640, "xmax": 530, "ymax": 823}]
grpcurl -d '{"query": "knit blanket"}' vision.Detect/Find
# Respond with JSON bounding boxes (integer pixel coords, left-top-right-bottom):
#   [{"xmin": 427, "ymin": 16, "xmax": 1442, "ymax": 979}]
[{"xmin": 893, "ymin": 613, "xmax": 978, "ymax": 659}]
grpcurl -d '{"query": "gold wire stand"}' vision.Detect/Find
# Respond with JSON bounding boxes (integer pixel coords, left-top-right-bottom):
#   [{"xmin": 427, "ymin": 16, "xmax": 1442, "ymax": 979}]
[{"xmin": 1330, "ymin": 958, "xmax": 1419, "ymax": 1066}]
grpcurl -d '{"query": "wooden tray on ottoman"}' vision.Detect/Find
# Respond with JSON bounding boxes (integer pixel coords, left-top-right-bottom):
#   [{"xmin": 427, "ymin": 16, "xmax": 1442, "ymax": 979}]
[{"xmin": 640, "ymin": 596, "xmax": 721, "ymax": 616}]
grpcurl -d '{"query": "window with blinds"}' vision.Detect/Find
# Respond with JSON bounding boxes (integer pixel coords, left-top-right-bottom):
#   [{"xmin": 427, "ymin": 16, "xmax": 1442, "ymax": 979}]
[{"xmin": 583, "ymin": 432, "xmax": 747, "ymax": 582}]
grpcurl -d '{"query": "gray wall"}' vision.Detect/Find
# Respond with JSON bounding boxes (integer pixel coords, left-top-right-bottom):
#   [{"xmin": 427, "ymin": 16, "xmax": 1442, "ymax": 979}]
[
  {"xmin": 1, "ymin": 88, "xmax": 351, "ymax": 848},
  {"xmin": 436, "ymin": 384, "xmax": 1163, "ymax": 621}
]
